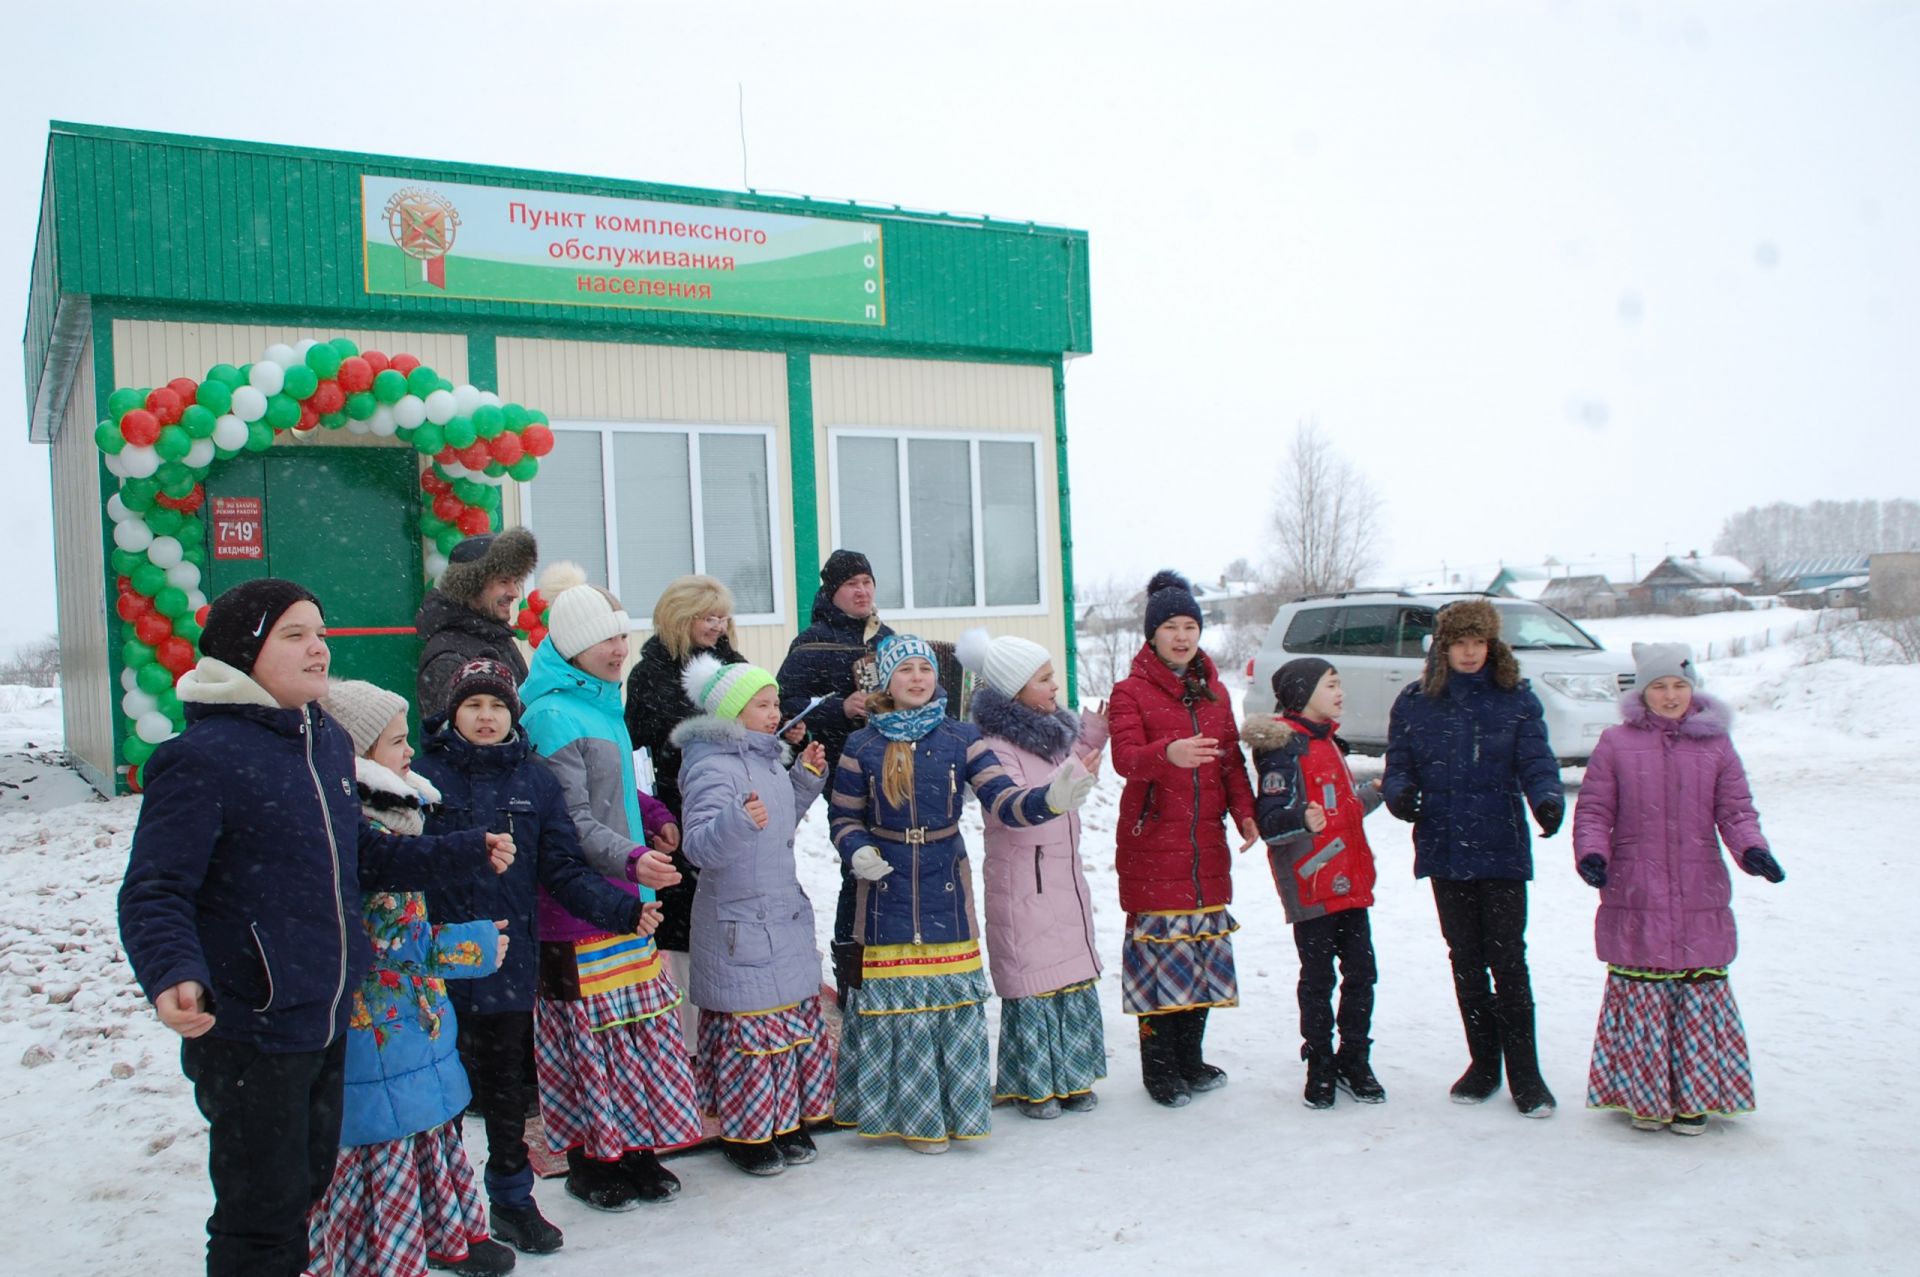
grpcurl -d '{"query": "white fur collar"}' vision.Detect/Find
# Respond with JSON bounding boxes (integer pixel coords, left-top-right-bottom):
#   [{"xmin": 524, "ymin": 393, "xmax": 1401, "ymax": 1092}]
[
  {"xmin": 176, "ymin": 657, "xmax": 282, "ymax": 709},
  {"xmin": 354, "ymin": 754, "xmax": 443, "ymax": 806}
]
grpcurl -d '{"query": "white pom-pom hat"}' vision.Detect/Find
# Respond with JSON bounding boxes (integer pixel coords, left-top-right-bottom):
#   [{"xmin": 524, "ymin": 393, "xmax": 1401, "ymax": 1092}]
[
  {"xmin": 539, "ymin": 561, "xmax": 632, "ymax": 660},
  {"xmin": 956, "ymin": 626, "xmax": 1052, "ymax": 698},
  {"xmin": 680, "ymin": 652, "xmax": 778, "ymax": 720}
]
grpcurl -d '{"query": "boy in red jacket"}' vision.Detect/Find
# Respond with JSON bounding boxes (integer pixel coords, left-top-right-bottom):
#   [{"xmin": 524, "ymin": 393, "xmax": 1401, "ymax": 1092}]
[{"xmin": 1245, "ymin": 657, "xmax": 1387, "ymax": 1110}]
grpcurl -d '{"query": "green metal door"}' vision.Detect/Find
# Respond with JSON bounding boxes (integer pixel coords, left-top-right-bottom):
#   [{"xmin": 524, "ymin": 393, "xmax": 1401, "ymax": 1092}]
[{"xmin": 202, "ymin": 448, "xmax": 423, "ymax": 718}]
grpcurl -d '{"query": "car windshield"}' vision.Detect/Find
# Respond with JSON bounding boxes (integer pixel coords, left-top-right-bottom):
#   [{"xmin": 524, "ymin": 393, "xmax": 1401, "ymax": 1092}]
[{"xmin": 1491, "ymin": 601, "xmax": 1600, "ymax": 650}]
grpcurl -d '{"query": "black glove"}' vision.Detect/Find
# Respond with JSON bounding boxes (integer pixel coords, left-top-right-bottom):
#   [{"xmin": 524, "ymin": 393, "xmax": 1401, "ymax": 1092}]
[
  {"xmin": 1577, "ymin": 853, "xmax": 1608, "ymax": 888},
  {"xmin": 1739, "ymin": 847, "xmax": 1785, "ymax": 883},
  {"xmin": 1386, "ymin": 788, "xmax": 1422, "ymax": 822},
  {"xmin": 1535, "ymin": 797, "xmax": 1564, "ymax": 838}
]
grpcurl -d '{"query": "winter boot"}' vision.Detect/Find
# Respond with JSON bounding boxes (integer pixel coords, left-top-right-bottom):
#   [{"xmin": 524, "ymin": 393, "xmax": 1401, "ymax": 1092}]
[
  {"xmin": 1670, "ymin": 1114, "xmax": 1707, "ymax": 1136},
  {"xmin": 720, "ymin": 1139, "xmax": 786, "ymax": 1177},
  {"xmin": 1018, "ymin": 1098, "xmax": 1063, "ymax": 1119},
  {"xmin": 1302, "ymin": 1045, "xmax": 1337, "ymax": 1110},
  {"xmin": 564, "ymin": 1149, "xmax": 640, "ymax": 1212},
  {"xmin": 428, "ymin": 1238, "xmax": 517, "ymax": 1275},
  {"xmin": 904, "ymin": 1137, "xmax": 951, "ymax": 1154},
  {"xmin": 488, "ymin": 1201, "xmax": 563, "ymax": 1255},
  {"xmin": 1334, "ymin": 1039, "xmax": 1387, "ymax": 1104},
  {"xmin": 1138, "ymin": 1017, "xmax": 1192, "ymax": 1108},
  {"xmin": 617, "ymin": 1148, "xmax": 682, "ymax": 1201},
  {"xmin": 1495, "ymin": 998, "xmax": 1557, "ymax": 1118},
  {"xmin": 773, "ymin": 1128, "xmax": 819, "ymax": 1165},
  {"xmin": 1178, "ymin": 1008, "xmax": 1229, "ymax": 1093},
  {"xmin": 1449, "ymin": 995, "xmax": 1504, "ymax": 1104},
  {"xmin": 1059, "ymin": 1090, "xmax": 1099, "ymax": 1114}
]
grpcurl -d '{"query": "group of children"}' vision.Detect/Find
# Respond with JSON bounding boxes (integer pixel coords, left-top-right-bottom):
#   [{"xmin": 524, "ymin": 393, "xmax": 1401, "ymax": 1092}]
[{"xmin": 119, "ymin": 564, "xmax": 1785, "ymax": 1276}]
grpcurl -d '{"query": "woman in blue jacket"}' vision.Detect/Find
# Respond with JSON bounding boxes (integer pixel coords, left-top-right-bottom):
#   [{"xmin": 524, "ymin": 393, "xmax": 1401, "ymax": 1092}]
[{"xmin": 1382, "ymin": 599, "xmax": 1565, "ymax": 1117}]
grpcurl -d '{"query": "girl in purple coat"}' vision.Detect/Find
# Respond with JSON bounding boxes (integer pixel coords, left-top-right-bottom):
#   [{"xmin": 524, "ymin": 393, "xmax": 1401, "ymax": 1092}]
[{"xmin": 1572, "ymin": 643, "xmax": 1785, "ymax": 1135}]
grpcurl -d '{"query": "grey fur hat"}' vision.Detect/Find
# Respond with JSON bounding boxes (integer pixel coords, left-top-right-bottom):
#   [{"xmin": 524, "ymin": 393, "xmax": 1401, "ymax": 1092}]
[{"xmin": 438, "ymin": 527, "xmax": 538, "ymax": 603}]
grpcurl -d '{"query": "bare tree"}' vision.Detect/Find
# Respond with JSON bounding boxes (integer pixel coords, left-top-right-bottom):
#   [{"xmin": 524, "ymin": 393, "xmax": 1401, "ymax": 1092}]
[
  {"xmin": 0, "ymin": 634, "xmax": 61, "ymax": 688},
  {"xmin": 1266, "ymin": 422, "xmax": 1382, "ymax": 596},
  {"xmin": 1072, "ymin": 576, "xmax": 1140, "ymax": 700}
]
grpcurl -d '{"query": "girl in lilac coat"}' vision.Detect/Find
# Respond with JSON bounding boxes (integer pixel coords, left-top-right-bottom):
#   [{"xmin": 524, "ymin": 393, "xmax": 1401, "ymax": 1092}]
[{"xmin": 1572, "ymin": 643, "xmax": 1785, "ymax": 1135}]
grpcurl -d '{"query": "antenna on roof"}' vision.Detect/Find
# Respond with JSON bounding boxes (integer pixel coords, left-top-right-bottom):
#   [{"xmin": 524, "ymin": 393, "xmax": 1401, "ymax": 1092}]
[{"xmin": 737, "ymin": 83, "xmax": 751, "ymax": 193}]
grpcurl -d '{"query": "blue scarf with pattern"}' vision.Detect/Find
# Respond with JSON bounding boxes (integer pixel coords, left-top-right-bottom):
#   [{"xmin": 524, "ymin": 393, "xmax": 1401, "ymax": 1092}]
[{"xmin": 870, "ymin": 694, "xmax": 948, "ymax": 743}]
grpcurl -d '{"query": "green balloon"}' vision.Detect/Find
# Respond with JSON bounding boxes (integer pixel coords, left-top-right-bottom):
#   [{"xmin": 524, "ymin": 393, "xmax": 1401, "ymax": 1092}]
[
  {"xmin": 443, "ymin": 417, "xmax": 477, "ymax": 449},
  {"xmin": 412, "ymin": 421, "xmax": 446, "ymax": 455},
  {"xmin": 156, "ymin": 425, "xmax": 193, "ymax": 461},
  {"xmin": 345, "ymin": 392, "xmax": 377, "ymax": 421},
  {"xmin": 265, "ymin": 394, "xmax": 302, "ymax": 431},
  {"xmin": 503, "ymin": 404, "xmax": 530, "ymax": 432},
  {"xmin": 206, "ymin": 363, "xmax": 245, "ymax": 389},
  {"xmin": 436, "ymin": 378, "xmax": 455, "ymax": 395},
  {"xmin": 471, "ymin": 406, "xmax": 505, "ymax": 438},
  {"xmin": 372, "ymin": 369, "xmax": 408, "ymax": 404},
  {"xmin": 121, "ymin": 735, "xmax": 155, "ymax": 766},
  {"xmin": 195, "ymin": 380, "xmax": 233, "ymax": 416},
  {"xmin": 305, "ymin": 344, "xmax": 342, "ymax": 380},
  {"xmin": 122, "ymin": 637, "xmax": 155, "ymax": 669},
  {"xmin": 434, "ymin": 526, "xmax": 462, "ymax": 555},
  {"xmin": 108, "ymin": 387, "xmax": 145, "ymax": 419},
  {"xmin": 95, "ymin": 420, "xmax": 127, "ymax": 454},
  {"xmin": 419, "ymin": 512, "xmax": 447, "ymax": 539},
  {"xmin": 136, "ymin": 661, "xmax": 174, "ymax": 695},
  {"xmin": 282, "ymin": 366, "xmax": 319, "ymax": 401},
  {"xmin": 452, "ymin": 478, "xmax": 483, "ymax": 504},
  {"xmin": 484, "ymin": 462, "xmax": 508, "ymax": 478},
  {"xmin": 508, "ymin": 455, "xmax": 540, "ymax": 482},
  {"xmin": 329, "ymin": 337, "xmax": 359, "ymax": 358},
  {"xmin": 175, "ymin": 617, "xmax": 203, "ymax": 643},
  {"xmin": 246, "ymin": 421, "xmax": 275, "ymax": 451},
  {"xmin": 159, "ymin": 468, "xmax": 197, "ymax": 500},
  {"xmin": 214, "ymin": 445, "xmax": 241, "ymax": 463},
  {"xmin": 155, "ymin": 586, "xmax": 191, "ymax": 618},
  {"xmin": 132, "ymin": 562, "xmax": 167, "ymax": 595},
  {"xmin": 121, "ymin": 478, "xmax": 161, "ymax": 511},
  {"xmin": 181, "ymin": 404, "xmax": 217, "ymax": 438},
  {"xmin": 319, "ymin": 411, "xmax": 348, "ymax": 430},
  {"xmin": 406, "ymin": 366, "xmax": 440, "ymax": 398},
  {"xmin": 144, "ymin": 507, "xmax": 184, "ymax": 536},
  {"xmin": 528, "ymin": 409, "xmax": 549, "ymax": 426},
  {"xmin": 111, "ymin": 548, "xmax": 143, "ymax": 577},
  {"xmin": 177, "ymin": 519, "xmax": 205, "ymax": 547},
  {"xmin": 157, "ymin": 687, "xmax": 182, "ymax": 716}
]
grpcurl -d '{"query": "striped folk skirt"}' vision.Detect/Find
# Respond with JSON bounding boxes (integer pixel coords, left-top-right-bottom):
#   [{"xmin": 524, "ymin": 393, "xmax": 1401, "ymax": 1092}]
[
  {"xmin": 835, "ymin": 940, "xmax": 993, "ymax": 1144},
  {"xmin": 1121, "ymin": 906, "xmax": 1240, "ymax": 1016},
  {"xmin": 696, "ymin": 996, "xmax": 836, "ymax": 1144},
  {"xmin": 307, "ymin": 1119, "xmax": 485, "ymax": 1277},
  {"xmin": 533, "ymin": 945, "xmax": 704, "ymax": 1161},
  {"xmin": 1586, "ymin": 965, "xmax": 1756, "ymax": 1125},
  {"xmin": 995, "ymin": 978, "xmax": 1107, "ymax": 1104}
]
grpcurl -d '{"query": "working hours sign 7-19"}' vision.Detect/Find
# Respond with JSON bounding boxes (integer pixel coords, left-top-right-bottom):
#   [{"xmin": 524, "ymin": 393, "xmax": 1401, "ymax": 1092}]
[{"xmin": 361, "ymin": 175, "xmax": 886, "ymax": 326}]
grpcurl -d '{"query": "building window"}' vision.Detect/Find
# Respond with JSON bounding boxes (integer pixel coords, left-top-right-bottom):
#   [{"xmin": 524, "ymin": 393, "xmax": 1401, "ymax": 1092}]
[
  {"xmin": 828, "ymin": 429, "xmax": 1047, "ymax": 616},
  {"xmin": 524, "ymin": 423, "xmax": 781, "ymax": 624}
]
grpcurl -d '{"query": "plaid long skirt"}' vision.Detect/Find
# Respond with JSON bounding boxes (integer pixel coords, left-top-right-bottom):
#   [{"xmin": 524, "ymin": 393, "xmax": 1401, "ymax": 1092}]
[
  {"xmin": 1121, "ymin": 906, "xmax": 1240, "ymax": 1016},
  {"xmin": 307, "ymin": 1120, "xmax": 485, "ymax": 1277},
  {"xmin": 533, "ymin": 966, "xmax": 704, "ymax": 1161},
  {"xmin": 995, "ymin": 979, "xmax": 1107, "ymax": 1103},
  {"xmin": 1586, "ymin": 966, "xmax": 1756, "ymax": 1125},
  {"xmin": 696, "ymin": 996, "xmax": 836, "ymax": 1144},
  {"xmin": 835, "ymin": 941, "xmax": 993, "ymax": 1144}
]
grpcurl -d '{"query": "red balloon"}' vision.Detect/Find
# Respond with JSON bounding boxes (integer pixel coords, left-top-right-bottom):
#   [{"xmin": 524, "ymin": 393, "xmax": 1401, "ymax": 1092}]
[
  {"xmin": 297, "ymin": 404, "xmax": 319, "ymax": 431},
  {"xmin": 145, "ymin": 387, "xmax": 184, "ymax": 426},
  {"xmin": 457, "ymin": 508, "xmax": 491, "ymax": 537},
  {"xmin": 156, "ymin": 637, "xmax": 197, "ymax": 675},
  {"xmin": 116, "ymin": 591, "xmax": 152, "ymax": 623},
  {"xmin": 308, "ymin": 380, "xmax": 346, "ymax": 415},
  {"xmin": 521, "ymin": 424, "xmax": 555, "ymax": 457},
  {"xmin": 135, "ymin": 611, "xmax": 174, "ymax": 645},
  {"xmin": 527, "ymin": 625, "xmax": 548, "ymax": 648},
  {"xmin": 490, "ymin": 432, "xmax": 524, "ymax": 465},
  {"xmin": 116, "ymin": 575, "xmax": 132, "ymax": 594},
  {"xmin": 389, "ymin": 353, "xmax": 421, "ymax": 376},
  {"xmin": 167, "ymin": 377, "xmax": 200, "ymax": 406},
  {"xmin": 515, "ymin": 607, "xmax": 540, "ymax": 631},
  {"xmin": 420, "ymin": 471, "xmax": 450, "ymax": 496},
  {"xmin": 336, "ymin": 357, "xmax": 373, "ymax": 394},
  {"xmin": 195, "ymin": 604, "xmax": 210, "ymax": 626},
  {"xmin": 361, "ymin": 350, "xmax": 390, "ymax": 375},
  {"xmin": 432, "ymin": 493, "xmax": 464, "ymax": 523},
  {"xmin": 525, "ymin": 591, "xmax": 545, "ymax": 613},
  {"xmin": 155, "ymin": 485, "xmax": 205, "ymax": 513},
  {"xmin": 457, "ymin": 442, "xmax": 492, "ymax": 471},
  {"xmin": 127, "ymin": 763, "xmax": 144, "ymax": 793},
  {"xmin": 436, "ymin": 447, "xmax": 460, "ymax": 467},
  {"xmin": 120, "ymin": 409, "xmax": 161, "ymax": 447}
]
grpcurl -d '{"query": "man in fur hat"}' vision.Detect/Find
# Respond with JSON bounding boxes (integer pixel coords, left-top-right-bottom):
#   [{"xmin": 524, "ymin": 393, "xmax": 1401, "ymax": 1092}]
[{"xmin": 416, "ymin": 528, "xmax": 539, "ymax": 722}]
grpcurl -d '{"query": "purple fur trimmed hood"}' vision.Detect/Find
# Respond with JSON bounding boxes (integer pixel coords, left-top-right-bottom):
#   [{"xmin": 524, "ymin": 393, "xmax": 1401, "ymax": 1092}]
[
  {"xmin": 1618, "ymin": 690, "xmax": 1733, "ymax": 738},
  {"xmin": 968, "ymin": 686, "xmax": 1082, "ymax": 766}
]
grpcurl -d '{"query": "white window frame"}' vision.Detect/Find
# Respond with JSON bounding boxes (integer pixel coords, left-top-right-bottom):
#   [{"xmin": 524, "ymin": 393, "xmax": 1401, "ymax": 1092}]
[
  {"xmin": 520, "ymin": 419, "xmax": 786, "ymax": 628},
  {"xmin": 826, "ymin": 425, "xmax": 1050, "ymax": 620}
]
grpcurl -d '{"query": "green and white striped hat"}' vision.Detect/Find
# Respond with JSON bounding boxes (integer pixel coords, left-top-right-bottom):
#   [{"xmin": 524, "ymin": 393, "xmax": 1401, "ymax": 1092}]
[{"xmin": 681, "ymin": 652, "xmax": 778, "ymax": 720}]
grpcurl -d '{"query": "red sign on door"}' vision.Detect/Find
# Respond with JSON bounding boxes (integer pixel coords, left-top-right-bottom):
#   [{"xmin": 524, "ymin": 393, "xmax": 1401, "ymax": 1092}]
[{"xmin": 212, "ymin": 497, "xmax": 264, "ymax": 561}]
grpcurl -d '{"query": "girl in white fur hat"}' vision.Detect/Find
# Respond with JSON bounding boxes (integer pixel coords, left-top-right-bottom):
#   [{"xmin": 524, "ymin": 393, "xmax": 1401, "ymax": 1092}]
[{"xmin": 958, "ymin": 629, "xmax": 1110, "ymax": 1119}]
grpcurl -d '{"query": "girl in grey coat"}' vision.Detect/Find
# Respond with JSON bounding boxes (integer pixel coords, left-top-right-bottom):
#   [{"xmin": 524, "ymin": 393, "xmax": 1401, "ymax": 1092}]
[{"xmin": 673, "ymin": 653, "xmax": 833, "ymax": 1178}]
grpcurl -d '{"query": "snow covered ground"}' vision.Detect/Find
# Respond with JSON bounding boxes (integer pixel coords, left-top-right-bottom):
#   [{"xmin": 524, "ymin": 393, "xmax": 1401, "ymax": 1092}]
[{"xmin": 3, "ymin": 612, "xmax": 1915, "ymax": 1275}]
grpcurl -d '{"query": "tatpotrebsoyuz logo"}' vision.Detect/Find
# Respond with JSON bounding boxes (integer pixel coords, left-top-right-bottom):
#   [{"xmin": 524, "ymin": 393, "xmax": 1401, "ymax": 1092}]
[{"xmin": 383, "ymin": 186, "xmax": 461, "ymax": 290}]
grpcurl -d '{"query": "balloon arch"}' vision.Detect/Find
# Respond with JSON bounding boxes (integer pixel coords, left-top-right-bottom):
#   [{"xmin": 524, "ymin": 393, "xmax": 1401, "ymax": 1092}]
[{"xmin": 95, "ymin": 337, "xmax": 561, "ymax": 790}]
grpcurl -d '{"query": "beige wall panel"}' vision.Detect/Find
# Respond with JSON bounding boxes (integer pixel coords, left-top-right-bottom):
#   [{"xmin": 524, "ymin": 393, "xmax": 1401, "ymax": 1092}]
[{"xmin": 53, "ymin": 336, "xmax": 113, "ymax": 786}]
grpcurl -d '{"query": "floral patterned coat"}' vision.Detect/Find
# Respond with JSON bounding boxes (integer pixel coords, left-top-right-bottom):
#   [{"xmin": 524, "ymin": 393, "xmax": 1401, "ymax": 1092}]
[{"xmin": 340, "ymin": 757, "xmax": 500, "ymax": 1148}]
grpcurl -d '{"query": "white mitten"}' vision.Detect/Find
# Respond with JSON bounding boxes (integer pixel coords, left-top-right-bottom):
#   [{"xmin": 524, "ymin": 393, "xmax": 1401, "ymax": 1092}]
[
  {"xmin": 1045, "ymin": 764, "xmax": 1097, "ymax": 814},
  {"xmin": 850, "ymin": 846, "xmax": 894, "ymax": 881}
]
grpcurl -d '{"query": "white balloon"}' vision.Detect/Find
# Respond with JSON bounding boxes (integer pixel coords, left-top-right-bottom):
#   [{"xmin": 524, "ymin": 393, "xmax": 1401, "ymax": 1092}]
[
  {"xmin": 113, "ymin": 518, "xmax": 153, "ymax": 552},
  {"xmin": 263, "ymin": 343, "xmax": 298, "ymax": 369},
  {"xmin": 439, "ymin": 461, "xmax": 470, "ymax": 479},
  {"xmin": 392, "ymin": 396, "xmax": 427, "ymax": 429},
  {"xmin": 187, "ymin": 589, "xmax": 208, "ymax": 612},
  {"xmin": 147, "ymin": 536, "xmax": 184, "ymax": 570},
  {"xmin": 345, "ymin": 416, "xmax": 372, "ymax": 435},
  {"xmin": 103, "ymin": 450, "xmax": 129, "ymax": 478},
  {"xmin": 452, "ymin": 384, "xmax": 483, "ymax": 416},
  {"xmin": 106, "ymin": 493, "xmax": 131, "ymax": 523},
  {"xmin": 231, "ymin": 386, "xmax": 267, "ymax": 423},
  {"xmin": 424, "ymin": 390, "xmax": 458, "ymax": 425},
  {"xmin": 119, "ymin": 445, "xmax": 160, "ymax": 479},
  {"xmin": 165, "ymin": 561, "xmax": 201, "ymax": 590},
  {"xmin": 212, "ymin": 414, "xmax": 249, "ymax": 450},
  {"xmin": 122, "ymin": 689, "xmax": 158, "ymax": 719},
  {"xmin": 135, "ymin": 712, "xmax": 177, "ymax": 745},
  {"xmin": 120, "ymin": 667, "xmax": 139, "ymax": 693},
  {"xmin": 424, "ymin": 552, "xmax": 449, "ymax": 581},
  {"xmin": 477, "ymin": 390, "xmax": 502, "ymax": 408},
  {"xmin": 293, "ymin": 339, "xmax": 319, "ymax": 361},
  {"xmin": 249, "ymin": 360, "xmax": 285, "ymax": 397},
  {"xmin": 368, "ymin": 406, "xmax": 397, "ymax": 438},
  {"xmin": 185, "ymin": 438, "xmax": 216, "ymax": 468}
]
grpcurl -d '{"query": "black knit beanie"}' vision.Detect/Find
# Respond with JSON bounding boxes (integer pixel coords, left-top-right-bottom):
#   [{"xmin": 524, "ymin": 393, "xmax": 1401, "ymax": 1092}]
[
  {"xmin": 1274, "ymin": 657, "xmax": 1335, "ymax": 716},
  {"xmin": 821, "ymin": 548, "xmax": 875, "ymax": 595},
  {"xmin": 1143, "ymin": 569, "xmax": 1203, "ymax": 639},
  {"xmin": 445, "ymin": 657, "xmax": 522, "ymax": 726},
  {"xmin": 198, "ymin": 578, "xmax": 321, "ymax": 675}
]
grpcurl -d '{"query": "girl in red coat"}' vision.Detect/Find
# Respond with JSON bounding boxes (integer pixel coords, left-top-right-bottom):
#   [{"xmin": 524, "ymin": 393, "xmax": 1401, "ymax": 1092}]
[{"xmin": 1109, "ymin": 571, "xmax": 1258, "ymax": 1107}]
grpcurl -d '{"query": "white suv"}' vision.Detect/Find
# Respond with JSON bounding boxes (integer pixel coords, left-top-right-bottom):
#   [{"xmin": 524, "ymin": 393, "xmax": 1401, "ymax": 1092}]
[{"xmin": 1243, "ymin": 592, "xmax": 1635, "ymax": 764}]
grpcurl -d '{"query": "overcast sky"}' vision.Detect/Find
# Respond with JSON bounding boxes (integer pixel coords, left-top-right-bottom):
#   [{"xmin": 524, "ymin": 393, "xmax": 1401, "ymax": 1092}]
[{"xmin": 4, "ymin": 0, "xmax": 1916, "ymax": 651}]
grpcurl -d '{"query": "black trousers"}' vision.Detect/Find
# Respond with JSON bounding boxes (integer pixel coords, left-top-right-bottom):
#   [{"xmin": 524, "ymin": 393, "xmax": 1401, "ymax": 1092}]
[
  {"xmin": 182, "ymin": 1034, "xmax": 346, "ymax": 1277},
  {"xmin": 455, "ymin": 1010, "xmax": 537, "ymax": 1205},
  {"xmin": 1293, "ymin": 908, "xmax": 1377, "ymax": 1053},
  {"xmin": 1430, "ymin": 879, "xmax": 1533, "ymax": 1005}
]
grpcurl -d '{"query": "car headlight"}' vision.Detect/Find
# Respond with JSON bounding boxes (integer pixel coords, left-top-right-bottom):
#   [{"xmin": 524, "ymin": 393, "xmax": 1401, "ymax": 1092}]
[{"xmin": 1541, "ymin": 673, "xmax": 1620, "ymax": 702}]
